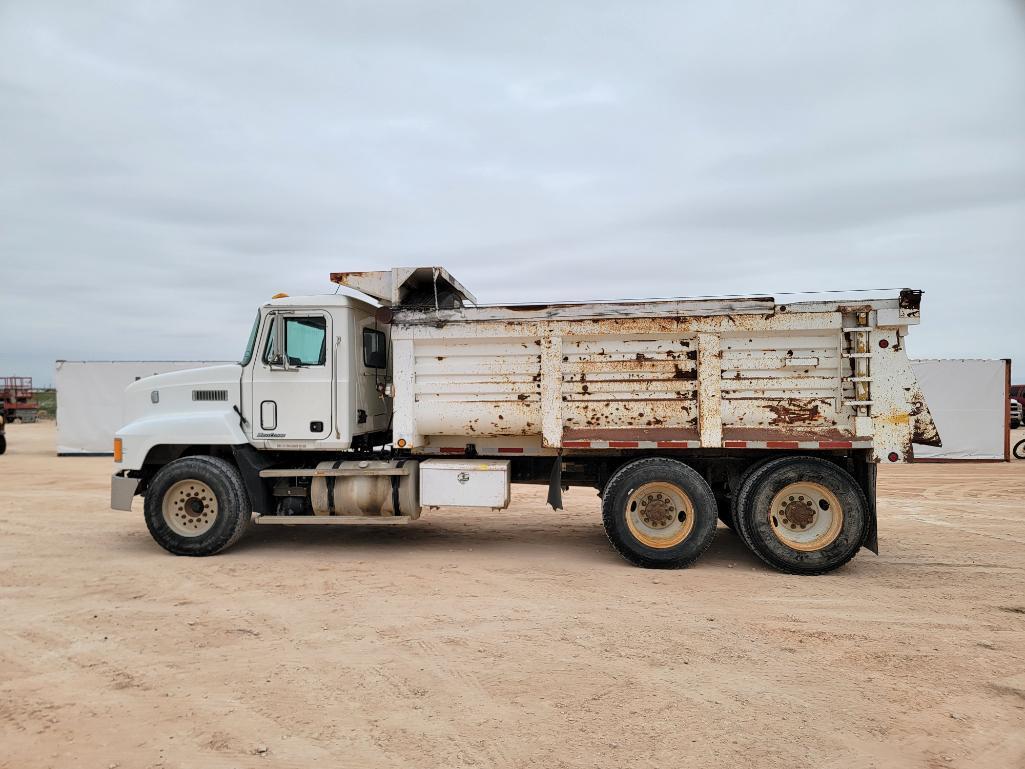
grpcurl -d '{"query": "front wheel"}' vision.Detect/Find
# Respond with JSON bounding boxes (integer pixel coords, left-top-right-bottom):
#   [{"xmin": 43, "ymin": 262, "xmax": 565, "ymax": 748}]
[
  {"xmin": 1014, "ymin": 439, "xmax": 1025, "ymax": 461},
  {"xmin": 144, "ymin": 456, "xmax": 251, "ymax": 556},
  {"xmin": 735, "ymin": 456, "xmax": 868, "ymax": 575},
  {"xmin": 602, "ymin": 457, "xmax": 718, "ymax": 568}
]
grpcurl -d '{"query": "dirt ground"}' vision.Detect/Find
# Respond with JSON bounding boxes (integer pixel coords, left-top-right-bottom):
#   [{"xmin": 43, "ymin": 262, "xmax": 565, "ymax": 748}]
[{"xmin": 2, "ymin": 422, "xmax": 1024, "ymax": 769}]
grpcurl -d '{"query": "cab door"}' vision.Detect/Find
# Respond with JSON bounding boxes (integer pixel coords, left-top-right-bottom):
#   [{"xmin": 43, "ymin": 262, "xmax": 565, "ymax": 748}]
[
  {"xmin": 249, "ymin": 310, "xmax": 333, "ymax": 442},
  {"xmin": 355, "ymin": 316, "xmax": 390, "ymax": 435}
]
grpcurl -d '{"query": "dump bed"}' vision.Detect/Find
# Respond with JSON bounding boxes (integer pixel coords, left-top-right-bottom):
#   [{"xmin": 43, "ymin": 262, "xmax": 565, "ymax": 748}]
[{"xmin": 334, "ymin": 271, "xmax": 940, "ymax": 463}]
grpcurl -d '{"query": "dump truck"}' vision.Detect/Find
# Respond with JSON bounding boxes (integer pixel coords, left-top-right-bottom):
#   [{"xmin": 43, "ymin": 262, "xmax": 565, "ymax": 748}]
[{"xmin": 112, "ymin": 267, "xmax": 941, "ymax": 573}]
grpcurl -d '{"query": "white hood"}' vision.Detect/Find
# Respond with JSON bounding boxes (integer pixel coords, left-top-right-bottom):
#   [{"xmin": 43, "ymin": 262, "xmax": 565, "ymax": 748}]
[{"xmin": 123, "ymin": 363, "xmax": 242, "ymax": 426}]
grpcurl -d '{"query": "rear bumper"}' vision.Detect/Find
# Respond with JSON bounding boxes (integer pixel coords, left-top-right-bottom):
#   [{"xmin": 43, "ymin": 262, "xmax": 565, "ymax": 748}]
[{"xmin": 111, "ymin": 472, "xmax": 140, "ymax": 511}]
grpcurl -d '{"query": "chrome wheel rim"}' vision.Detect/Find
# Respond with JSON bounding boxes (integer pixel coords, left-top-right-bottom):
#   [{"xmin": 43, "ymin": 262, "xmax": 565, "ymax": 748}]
[
  {"xmin": 624, "ymin": 482, "xmax": 695, "ymax": 549},
  {"xmin": 162, "ymin": 480, "xmax": 218, "ymax": 537},
  {"xmin": 768, "ymin": 481, "xmax": 843, "ymax": 551}
]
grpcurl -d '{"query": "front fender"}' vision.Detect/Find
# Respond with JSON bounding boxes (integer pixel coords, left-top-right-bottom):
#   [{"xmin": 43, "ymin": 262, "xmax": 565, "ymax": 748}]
[{"xmin": 116, "ymin": 410, "xmax": 249, "ymax": 470}]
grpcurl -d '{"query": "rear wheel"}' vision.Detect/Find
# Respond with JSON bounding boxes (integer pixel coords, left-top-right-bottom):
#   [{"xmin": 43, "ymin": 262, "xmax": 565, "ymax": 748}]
[
  {"xmin": 602, "ymin": 458, "xmax": 717, "ymax": 568},
  {"xmin": 735, "ymin": 456, "xmax": 868, "ymax": 575},
  {"xmin": 728, "ymin": 457, "xmax": 777, "ymax": 549},
  {"xmin": 144, "ymin": 456, "xmax": 251, "ymax": 556},
  {"xmin": 0, "ymin": 435, "xmax": 6, "ymax": 455}
]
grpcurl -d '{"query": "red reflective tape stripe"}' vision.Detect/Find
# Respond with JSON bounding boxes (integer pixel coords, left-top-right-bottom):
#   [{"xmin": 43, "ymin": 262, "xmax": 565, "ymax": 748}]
[
  {"xmin": 497, "ymin": 447, "xmax": 524, "ymax": 453},
  {"xmin": 724, "ymin": 441, "xmax": 748, "ymax": 448},
  {"xmin": 608, "ymin": 441, "xmax": 639, "ymax": 448},
  {"xmin": 656, "ymin": 441, "xmax": 690, "ymax": 448},
  {"xmin": 439, "ymin": 447, "xmax": 464, "ymax": 454},
  {"xmin": 767, "ymin": 441, "xmax": 799, "ymax": 449},
  {"xmin": 818, "ymin": 441, "xmax": 853, "ymax": 449},
  {"xmin": 562, "ymin": 441, "xmax": 591, "ymax": 448}
]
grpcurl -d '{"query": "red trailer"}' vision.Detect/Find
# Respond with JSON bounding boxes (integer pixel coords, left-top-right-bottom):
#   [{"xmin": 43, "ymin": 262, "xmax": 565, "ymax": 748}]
[{"xmin": 1, "ymin": 377, "xmax": 39, "ymax": 423}]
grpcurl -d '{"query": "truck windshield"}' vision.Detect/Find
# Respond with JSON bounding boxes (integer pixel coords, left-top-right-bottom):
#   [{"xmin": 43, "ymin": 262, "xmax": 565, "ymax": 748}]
[{"xmin": 239, "ymin": 312, "xmax": 260, "ymax": 366}]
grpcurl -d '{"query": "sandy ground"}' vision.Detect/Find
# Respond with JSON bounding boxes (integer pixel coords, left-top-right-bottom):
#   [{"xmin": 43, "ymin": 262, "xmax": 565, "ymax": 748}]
[{"xmin": 2, "ymin": 422, "xmax": 1025, "ymax": 769}]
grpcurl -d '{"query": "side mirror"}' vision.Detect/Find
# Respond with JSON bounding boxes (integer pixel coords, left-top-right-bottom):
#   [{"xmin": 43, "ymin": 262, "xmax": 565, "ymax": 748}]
[{"xmin": 267, "ymin": 316, "xmax": 293, "ymax": 370}]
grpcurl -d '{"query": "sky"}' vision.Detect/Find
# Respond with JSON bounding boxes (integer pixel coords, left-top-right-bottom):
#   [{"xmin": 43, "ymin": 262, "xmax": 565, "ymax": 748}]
[{"xmin": 2, "ymin": 1, "xmax": 1024, "ymax": 386}]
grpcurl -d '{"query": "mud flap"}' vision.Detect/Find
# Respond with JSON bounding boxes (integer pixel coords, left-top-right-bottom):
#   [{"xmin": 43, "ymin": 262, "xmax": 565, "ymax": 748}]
[
  {"xmin": 547, "ymin": 455, "xmax": 563, "ymax": 511},
  {"xmin": 861, "ymin": 461, "xmax": 879, "ymax": 554},
  {"xmin": 864, "ymin": 507, "xmax": 879, "ymax": 554},
  {"xmin": 231, "ymin": 444, "xmax": 275, "ymax": 514}
]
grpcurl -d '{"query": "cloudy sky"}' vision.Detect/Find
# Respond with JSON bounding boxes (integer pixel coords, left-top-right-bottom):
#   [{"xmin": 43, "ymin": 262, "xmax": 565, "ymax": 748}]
[{"xmin": 2, "ymin": 1, "xmax": 1024, "ymax": 385}]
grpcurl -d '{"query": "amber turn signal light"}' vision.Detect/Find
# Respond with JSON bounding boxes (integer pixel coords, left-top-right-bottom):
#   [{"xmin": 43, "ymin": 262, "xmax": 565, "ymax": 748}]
[{"xmin": 113, "ymin": 438, "xmax": 123, "ymax": 463}]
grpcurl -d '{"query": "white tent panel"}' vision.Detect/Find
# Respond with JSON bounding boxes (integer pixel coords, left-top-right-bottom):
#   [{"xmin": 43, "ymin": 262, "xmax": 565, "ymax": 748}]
[
  {"xmin": 912, "ymin": 359, "xmax": 1008, "ymax": 461},
  {"xmin": 55, "ymin": 360, "xmax": 230, "ymax": 455}
]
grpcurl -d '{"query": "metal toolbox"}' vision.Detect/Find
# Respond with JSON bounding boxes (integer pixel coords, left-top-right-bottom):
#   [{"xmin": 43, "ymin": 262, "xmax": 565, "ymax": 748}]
[{"xmin": 419, "ymin": 459, "xmax": 510, "ymax": 509}]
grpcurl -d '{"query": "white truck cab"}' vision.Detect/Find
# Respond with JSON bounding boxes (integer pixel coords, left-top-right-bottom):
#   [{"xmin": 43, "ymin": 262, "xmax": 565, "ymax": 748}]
[
  {"xmin": 115, "ymin": 293, "xmax": 390, "ymax": 471},
  {"xmin": 113, "ymin": 267, "xmax": 939, "ymax": 575}
]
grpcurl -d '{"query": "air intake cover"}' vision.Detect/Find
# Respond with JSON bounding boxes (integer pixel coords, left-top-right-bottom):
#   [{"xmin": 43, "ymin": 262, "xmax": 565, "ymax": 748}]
[{"xmin": 192, "ymin": 389, "xmax": 228, "ymax": 402}]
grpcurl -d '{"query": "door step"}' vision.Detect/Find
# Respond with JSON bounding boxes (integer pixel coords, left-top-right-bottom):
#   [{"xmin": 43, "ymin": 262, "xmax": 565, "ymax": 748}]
[{"xmin": 253, "ymin": 515, "xmax": 412, "ymax": 525}]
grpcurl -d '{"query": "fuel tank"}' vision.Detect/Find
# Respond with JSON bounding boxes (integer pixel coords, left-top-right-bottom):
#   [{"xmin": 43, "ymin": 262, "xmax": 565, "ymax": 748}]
[{"xmin": 309, "ymin": 460, "xmax": 420, "ymax": 518}]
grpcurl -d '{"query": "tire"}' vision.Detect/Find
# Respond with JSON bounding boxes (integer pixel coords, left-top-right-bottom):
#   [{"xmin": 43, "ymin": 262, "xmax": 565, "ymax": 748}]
[
  {"xmin": 728, "ymin": 457, "xmax": 778, "ymax": 550},
  {"xmin": 144, "ymin": 456, "xmax": 251, "ymax": 556},
  {"xmin": 735, "ymin": 456, "xmax": 868, "ymax": 575},
  {"xmin": 602, "ymin": 457, "xmax": 718, "ymax": 569},
  {"xmin": 0, "ymin": 435, "xmax": 6, "ymax": 455},
  {"xmin": 1012, "ymin": 420, "xmax": 1021, "ymax": 430},
  {"xmin": 1014, "ymin": 439, "xmax": 1025, "ymax": 461}
]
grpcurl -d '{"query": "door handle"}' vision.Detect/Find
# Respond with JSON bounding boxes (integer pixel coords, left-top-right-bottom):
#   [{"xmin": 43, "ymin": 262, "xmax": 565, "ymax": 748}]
[{"xmin": 260, "ymin": 400, "xmax": 277, "ymax": 430}]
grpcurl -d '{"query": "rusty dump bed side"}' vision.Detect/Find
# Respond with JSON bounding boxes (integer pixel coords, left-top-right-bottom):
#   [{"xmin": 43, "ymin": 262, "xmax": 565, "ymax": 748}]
[{"xmin": 385, "ymin": 290, "xmax": 939, "ymax": 463}]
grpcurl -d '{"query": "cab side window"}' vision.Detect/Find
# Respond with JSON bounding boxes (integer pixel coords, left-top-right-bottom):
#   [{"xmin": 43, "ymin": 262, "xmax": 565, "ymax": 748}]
[
  {"xmin": 263, "ymin": 316, "xmax": 327, "ymax": 367},
  {"xmin": 286, "ymin": 317, "xmax": 327, "ymax": 366},
  {"xmin": 363, "ymin": 328, "xmax": 387, "ymax": 369}
]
